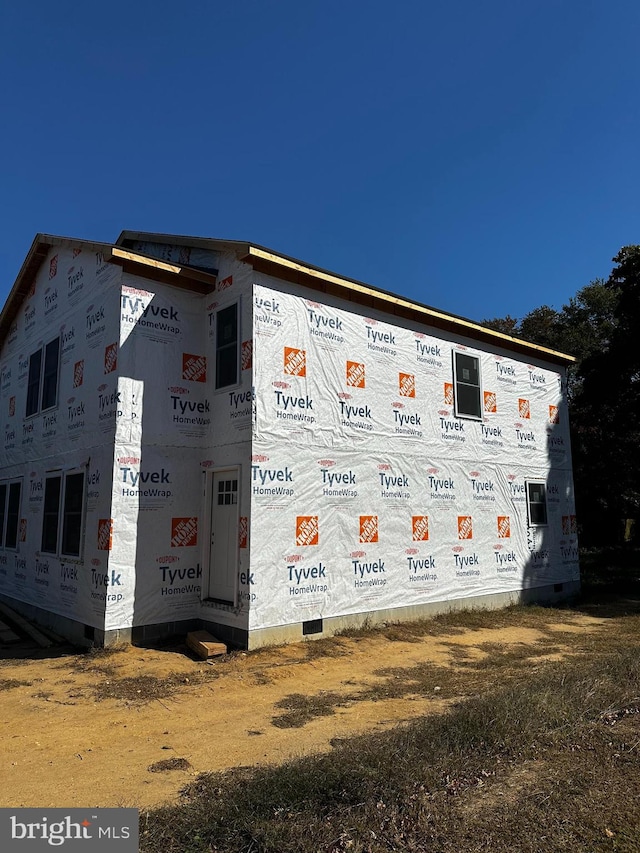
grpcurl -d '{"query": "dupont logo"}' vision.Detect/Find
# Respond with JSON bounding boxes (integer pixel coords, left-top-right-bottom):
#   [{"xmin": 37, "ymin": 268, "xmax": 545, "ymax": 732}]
[
  {"xmin": 484, "ymin": 390, "xmax": 497, "ymax": 413},
  {"xmin": 346, "ymin": 361, "xmax": 366, "ymax": 388},
  {"xmin": 171, "ymin": 517, "xmax": 198, "ymax": 548},
  {"xmin": 19, "ymin": 519, "xmax": 27, "ymax": 542},
  {"xmin": 97, "ymin": 519, "xmax": 113, "ymax": 551},
  {"xmin": 49, "ymin": 254, "xmax": 58, "ymax": 279},
  {"xmin": 399, "ymin": 372, "xmax": 415, "ymax": 398},
  {"xmin": 296, "ymin": 516, "xmax": 319, "ymax": 547},
  {"xmin": 562, "ymin": 515, "xmax": 577, "ymax": 535},
  {"xmin": 73, "ymin": 360, "xmax": 84, "ymax": 388},
  {"xmin": 497, "ymin": 516, "xmax": 511, "ymax": 538},
  {"xmin": 8, "ymin": 397, "xmax": 15, "ymax": 417},
  {"xmin": 73, "ymin": 246, "xmax": 82, "ymax": 258},
  {"xmin": 359, "ymin": 515, "xmax": 379, "ymax": 543},
  {"xmin": 242, "ymin": 339, "xmax": 253, "ymax": 371},
  {"xmin": 284, "ymin": 347, "xmax": 306, "ymax": 377},
  {"xmin": 412, "ymin": 516, "xmax": 429, "ymax": 541},
  {"xmin": 182, "ymin": 353, "xmax": 207, "ymax": 382},
  {"xmin": 518, "ymin": 398, "xmax": 531, "ymax": 419},
  {"xmin": 239, "ymin": 517, "xmax": 248, "ymax": 549},
  {"xmin": 549, "ymin": 405, "xmax": 560, "ymax": 424},
  {"xmin": 458, "ymin": 516, "xmax": 473, "ymax": 540},
  {"xmin": 218, "ymin": 274, "xmax": 233, "ymax": 292},
  {"xmin": 444, "ymin": 382, "xmax": 454, "ymax": 406},
  {"xmin": 104, "ymin": 342, "xmax": 118, "ymax": 374}
]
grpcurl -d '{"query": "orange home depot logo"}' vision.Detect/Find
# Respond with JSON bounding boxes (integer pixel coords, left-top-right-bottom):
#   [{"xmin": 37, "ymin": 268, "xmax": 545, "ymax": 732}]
[
  {"xmin": 284, "ymin": 347, "xmax": 306, "ymax": 377},
  {"xmin": 458, "ymin": 515, "xmax": 473, "ymax": 540},
  {"xmin": 49, "ymin": 255, "xmax": 58, "ymax": 279},
  {"xmin": 97, "ymin": 519, "xmax": 113, "ymax": 551},
  {"xmin": 497, "ymin": 516, "xmax": 511, "ymax": 538},
  {"xmin": 296, "ymin": 516, "xmax": 319, "ymax": 546},
  {"xmin": 399, "ymin": 372, "xmax": 416, "ymax": 397},
  {"xmin": 562, "ymin": 515, "xmax": 577, "ymax": 535},
  {"xmin": 484, "ymin": 390, "xmax": 497, "ymax": 413},
  {"xmin": 73, "ymin": 360, "xmax": 84, "ymax": 388},
  {"xmin": 444, "ymin": 382, "xmax": 454, "ymax": 406},
  {"xmin": 182, "ymin": 353, "xmax": 207, "ymax": 382},
  {"xmin": 104, "ymin": 342, "xmax": 118, "ymax": 374},
  {"xmin": 239, "ymin": 517, "xmax": 248, "ymax": 549},
  {"xmin": 19, "ymin": 519, "xmax": 27, "ymax": 543},
  {"xmin": 346, "ymin": 361, "xmax": 366, "ymax": 388},
  {"xmin": 171, "ymin": 517, "xmax": 198, "ymax": 548},
  {"xmin": 518, "ymin": 398, "xmax": 531, "ymax": 419},
  {"xmin": 359, "ymin": 515, "xmax": 379, "ymax": 543},
  {"xmin": 412, "ymin": 516, "xmax": 429, "ymax": 541},
  {"xmin": 242, "ymin": 340, "xmax": 253, "ymax": 371},
  {"xmin": 549, "ymin": 405, "xmax": 560, "ymax": 424}
]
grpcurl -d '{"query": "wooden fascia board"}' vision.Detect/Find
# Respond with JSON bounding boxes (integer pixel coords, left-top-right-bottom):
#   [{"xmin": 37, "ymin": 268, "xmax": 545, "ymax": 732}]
[
  {"xmin": 246, "ymin": 246, "xmax": 576, "ymax": 366},
  {"xmin": 106, "ymin": 248, "xmax": 217, "ymax": 293}
]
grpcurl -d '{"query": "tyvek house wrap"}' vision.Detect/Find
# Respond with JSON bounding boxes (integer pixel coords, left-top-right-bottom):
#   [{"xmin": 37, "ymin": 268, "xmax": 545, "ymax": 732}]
[
  {"xmin": 104, "ymin": 255, "xmax": 254, "ymax": 632},
  {"xmin": 248, "ymin": 281, "xmax": 578, "ymax": 632},
  {"xmin": 0, "ymin": 244, "xmax": 121, "ymax": 628}
]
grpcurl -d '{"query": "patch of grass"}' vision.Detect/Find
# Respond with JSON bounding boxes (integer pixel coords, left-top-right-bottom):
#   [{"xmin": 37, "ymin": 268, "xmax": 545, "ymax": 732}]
[
  {"xmin": 303, "ymin": 638, "xmax": 349, "ymax": 660},
  {"xmin": 148, "ymin": 758, "xmax": 192, "ymax": 773},
  {"xmin": 272, "ymin": 691, "xmax": 350, "ymax": 728},
  {"xmin": 93, "ymin": 673, "xmax": 209, "ymax": 703},
  {"xmin": 142, "ymin": 633, "xmax": 640, "ymax": 853},
  {"xmin": 0, "ymin": 677, "xmax": 32, "ymax": 690}
]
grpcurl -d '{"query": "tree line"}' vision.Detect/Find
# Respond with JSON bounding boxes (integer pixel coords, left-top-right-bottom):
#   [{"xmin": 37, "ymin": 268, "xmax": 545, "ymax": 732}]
[{"xmin": 483, "ymin": 246, "xmax": 640, "ymax": 546}]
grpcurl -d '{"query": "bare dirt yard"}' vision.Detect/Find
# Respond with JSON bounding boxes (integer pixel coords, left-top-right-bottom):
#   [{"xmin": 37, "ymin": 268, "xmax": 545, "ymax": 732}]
[{"xmin": 0, "ymin": 604, "xmax": 617, "ymax": 811}]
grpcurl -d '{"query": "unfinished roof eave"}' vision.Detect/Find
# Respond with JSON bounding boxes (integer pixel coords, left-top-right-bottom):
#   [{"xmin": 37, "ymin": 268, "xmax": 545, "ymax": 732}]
[
  {"xmin": 0, "ymin": 236, "xmax": 219, "ymax": 345},
  {"xmin": 243, "ymin": 246, "xmax": 576, "ymax": 366}
]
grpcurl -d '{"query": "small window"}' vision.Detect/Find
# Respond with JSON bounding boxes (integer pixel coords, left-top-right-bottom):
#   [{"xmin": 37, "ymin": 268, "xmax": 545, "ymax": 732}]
[
  {"xmin": 40, "ymin": 470, "xmax": 85, "ymax": 558},
  {"xmin": 0, "ymin": 480, "xmax": 22, "ymax": 550},
  {"xmin": 26, "ymin": 337, "xmax": 60, "ymax": 417},
  {"xmin": 215, "ymin": 304, "xmax": 239, "ymax": 389},
  {"xmin": 453, "ymin": 351, "xmax": 482, "ymax": 419},
  {"xmin": 526, "ymin": 481, "xmax": 548, "ymax": 526}
]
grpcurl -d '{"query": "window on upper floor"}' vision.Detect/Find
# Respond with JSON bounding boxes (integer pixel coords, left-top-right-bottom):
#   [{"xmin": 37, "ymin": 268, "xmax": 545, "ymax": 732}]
[
  {"xmin": 26, "ymin": 337, "xmax": 60, "ymax": 417},
  {"xmin": 215, "ymin": 303, "xmax": 239, "ymax": 390},
  {"xmin": 453, "ymin": 350, "xmax": 482, "ymax": 420}
]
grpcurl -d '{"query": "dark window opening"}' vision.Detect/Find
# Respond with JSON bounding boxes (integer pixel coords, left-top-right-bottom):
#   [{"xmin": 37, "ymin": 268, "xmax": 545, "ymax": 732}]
[
  {"xmin": 61, "ymin": 472, "xmax": 85, "ymax": 557},
  {"xmin": 41, "ymin": 476, "xmax": 62, "ymax": 554},
  {"xmin": 453, "ymin": 351, "xmax": 482, "ymax": 419},
  {"xmin": 215, "ymin": 304, "xmax": 239, "ymax": 389},
  {"xmin": 26, "ymin": 337, "xmax": 60, "ymax": 417},
  {"xmin": 527, "ymin": 482, "xmax": 548, "ymax": 526},
  {"xmin": 5, "ymin": 482, "xmax": 21, "ymax": 549}
]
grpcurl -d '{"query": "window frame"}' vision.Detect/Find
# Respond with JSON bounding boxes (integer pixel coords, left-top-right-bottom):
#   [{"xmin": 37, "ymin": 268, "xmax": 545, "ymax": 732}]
[
  {"xmin": 0, "ymin": 478, "xmax": 22, "ymax": 551},
  {"xmin": 25, "ymin": 336, "xmax": 61, "ymax": 418},
  {"xmin": 452, "ymin": 349, "xmax": 483, "ymax": 421},
  {"xmin": 40, "ymin": 468, "xmax": 86, "ymax": 560},
  {"xmin": 526, "ymin": 480, "xmax": 548, "ymax": 527},
  {"xmin": 214, "ymin": 301, "xmax": 240, "ymax": 391}
]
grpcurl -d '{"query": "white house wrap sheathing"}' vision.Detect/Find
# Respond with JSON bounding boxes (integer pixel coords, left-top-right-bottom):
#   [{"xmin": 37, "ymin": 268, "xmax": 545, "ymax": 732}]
[
  {"xmin": 248, "ymin": 280, "xmax": 578, "ymax": 633},
  {"xmin": 0, "ymin": 233, "xmax": 578, "ymax": 647},
  {"xmin": 0, "ymin": 244, "xmax": 121, "ymax": 629}
]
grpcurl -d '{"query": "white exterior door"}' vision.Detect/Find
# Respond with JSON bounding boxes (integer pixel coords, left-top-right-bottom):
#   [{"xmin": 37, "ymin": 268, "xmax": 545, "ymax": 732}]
[{"xmin": 208, "ymin": 471, "xmax": 239, "ymax": 603}]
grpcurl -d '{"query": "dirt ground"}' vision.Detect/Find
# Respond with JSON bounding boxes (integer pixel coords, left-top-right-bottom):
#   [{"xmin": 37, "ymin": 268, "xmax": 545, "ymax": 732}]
[{"xmin": 0, "ymin": 610, "xmax": 609, "ymax": 810}]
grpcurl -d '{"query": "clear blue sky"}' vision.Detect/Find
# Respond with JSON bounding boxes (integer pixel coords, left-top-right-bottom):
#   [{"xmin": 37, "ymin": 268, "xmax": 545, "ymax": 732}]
[{"xmin": 1, "ymin": 0, "xmax": 639, "ymax": 324}]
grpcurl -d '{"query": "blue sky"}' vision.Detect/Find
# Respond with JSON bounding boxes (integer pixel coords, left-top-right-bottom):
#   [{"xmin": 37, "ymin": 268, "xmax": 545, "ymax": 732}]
[{"xmin": 1, "ymin": 0, "xmax": 638, "ymax": 325}]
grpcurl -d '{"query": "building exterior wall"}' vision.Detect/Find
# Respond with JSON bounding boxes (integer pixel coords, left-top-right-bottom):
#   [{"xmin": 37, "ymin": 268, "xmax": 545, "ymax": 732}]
[
  {"xmin": 248, "ymin": 274, "xmax": 578, "ymax": 639},
  {"xmin": 0, "ymin": 243, "xmax": 121, "ymax": 638},
  {"xmin": 105, "ymin": 247, "xmax": 254, "ymax": 643}
]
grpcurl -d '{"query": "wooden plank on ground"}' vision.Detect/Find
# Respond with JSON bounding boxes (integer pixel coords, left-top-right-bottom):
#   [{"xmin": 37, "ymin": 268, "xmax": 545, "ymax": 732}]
[{"xmin": 186, "ymin": 630, "xmax": 227, "ymax": 659}]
